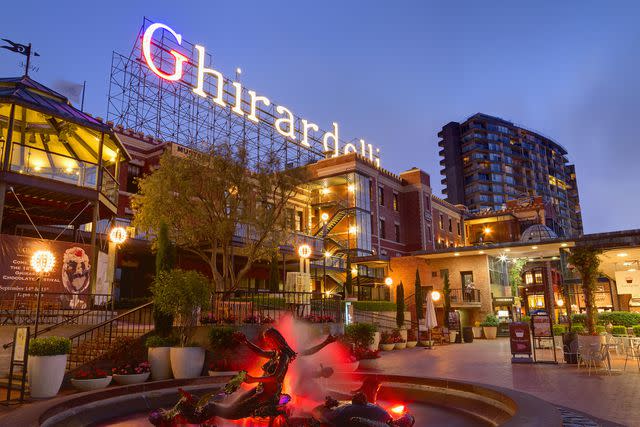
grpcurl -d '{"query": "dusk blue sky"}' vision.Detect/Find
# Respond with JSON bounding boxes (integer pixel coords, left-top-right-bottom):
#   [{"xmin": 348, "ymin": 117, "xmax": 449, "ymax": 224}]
[{"xmin": 1, "ymin": 1, "xmax": 638, "ymax": 234}]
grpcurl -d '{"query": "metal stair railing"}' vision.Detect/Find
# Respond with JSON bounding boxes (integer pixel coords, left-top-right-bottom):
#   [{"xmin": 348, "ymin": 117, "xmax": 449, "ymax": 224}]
[
  {"xmin": 65, "ymin": 302, "xmax": 154, "ymax": 372},
  {"xmin": 351, "ymin": 308, "xmax": 419, "ymax": 331}
]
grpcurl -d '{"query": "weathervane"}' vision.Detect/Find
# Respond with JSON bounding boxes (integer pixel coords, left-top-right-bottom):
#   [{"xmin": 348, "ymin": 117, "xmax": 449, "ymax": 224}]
[{"xmin": 1, "ymin": 39, "xmax": 40, "ymax": 77}]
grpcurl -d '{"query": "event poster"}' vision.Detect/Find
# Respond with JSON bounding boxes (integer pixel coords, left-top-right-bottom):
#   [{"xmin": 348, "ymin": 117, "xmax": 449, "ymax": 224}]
[
  {"xmin": 0, "ymin": 235, "xmax": 93, "ymax": 308},
  {"xmin": 531, "ymin": 314, "xmax": 552, "ymax": 337}
]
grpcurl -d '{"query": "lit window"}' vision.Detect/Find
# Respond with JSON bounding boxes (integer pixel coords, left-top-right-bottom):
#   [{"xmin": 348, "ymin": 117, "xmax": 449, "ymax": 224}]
[
  {"xmin": 525, "ymin": 272, "xmax": 534, "ymax": 285},
  {"xmin": 439, "ymin": 214, "xmax": 444, "ymax": 229},
  {"xmin": 393, "ymin": 193, "xmax": 399, "ymax": 211}
]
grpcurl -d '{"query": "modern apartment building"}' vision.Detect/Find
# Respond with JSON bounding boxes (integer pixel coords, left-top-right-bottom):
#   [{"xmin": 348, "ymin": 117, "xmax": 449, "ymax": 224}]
[{"xmin": 438, "ymin": 113, "xmax": 583, "ymax": 237}]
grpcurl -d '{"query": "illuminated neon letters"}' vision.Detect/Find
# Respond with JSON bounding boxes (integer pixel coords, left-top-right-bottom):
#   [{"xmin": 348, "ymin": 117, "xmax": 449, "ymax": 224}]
[{"xmin": 141, "ymin": 22, "xmax": 382, "ymax": 166}]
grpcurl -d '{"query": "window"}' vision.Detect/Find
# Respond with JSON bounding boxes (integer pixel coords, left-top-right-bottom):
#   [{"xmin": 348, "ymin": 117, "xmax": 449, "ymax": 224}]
[
  {"xmin": 379, "ymin": 219, "xmax": 386, "ymax": 239},
  {"xmin": 461, "ymin": 271, "xmax": 474, "ymax": 289},
  {"xmin": 126, "ymin": 164, "xmax": 141, "ymax": 193},
  {"xmin": 378, "ymin": 186, "xmax": 385, "ymax": 206},
  {"xmin": 426, "ymin": 225, "xmax": 432, "ymax": 241},
  {"xmin": 294, "ymin": 210, "xmax": 304, "ymax": 232},
  {"xmin": 457, "ymin": 222, "xmax": 461, "ymax": 236},
  {"xmin": 393, "ymin": 193, "xmax": 399, "ymax": 211},
  {"xmin": 394, "ymin": 224, "xmax": 400, "ymax": 242},
  {"xmin": 448, "ymin": 219, "xmax": 452, "ymax": 232},
  {"xmin": 439, "ymin": 214, "xmax": 444, "ymax": 229}
]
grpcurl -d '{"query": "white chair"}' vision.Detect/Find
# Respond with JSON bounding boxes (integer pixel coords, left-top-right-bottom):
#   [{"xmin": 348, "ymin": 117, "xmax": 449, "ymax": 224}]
[{"xmin": 624, "ymin": 338, "xmax": 640, "ymax": 372}]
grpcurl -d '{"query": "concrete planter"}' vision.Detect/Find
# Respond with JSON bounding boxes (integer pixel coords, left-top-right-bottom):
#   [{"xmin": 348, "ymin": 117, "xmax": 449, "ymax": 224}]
[
  {"xmin": 28, "ymin": 354, "xmax": 67, "ymax": 399},
  {"xmin": 483, "ymin": 326, "xmax": 498, "ymax": 340},
  {"xmin": 112, "ymin": 372, "xmax": 150, "ymax": 385},
  {"xmin": 449, "ymin": 331, "xmax": 458, "ymax": 343},
  {"xmin": 368, "ymin": 332, "xmax": 381, "ymax": 351},
  {"xmin": 170, "ymin": 347, "xmax": 205, "ymax": 379},
  {"xmin": 148, "ymin": 347, "xmax": 172, "ymax": 381},
  {"xmin": 394, "ymin": 342, "xmax": 407, "ymax": 350},
  {"xmin": 379, "ymin": 343, "xmax": 395, "ymax": 351},
  {"xmin": 406, "ymin": 341, "xmax": 417, "ymax": 348},
  {"xmin": 71, "ymin": 376, "xmax": 112, "ymax": 391},
  {"xmin": 357, "ymin": 358, "xmax": 381, "ymax": 371},
  {"xmin": 472, "ymin": 327, "xmax": 483, "ymax": 339}
]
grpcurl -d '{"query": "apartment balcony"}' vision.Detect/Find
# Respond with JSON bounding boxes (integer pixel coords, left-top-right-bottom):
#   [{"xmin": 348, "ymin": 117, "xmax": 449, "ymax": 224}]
[{"xmin": 449, "ymin": 288, "xmax": 482, "ymax": 307}]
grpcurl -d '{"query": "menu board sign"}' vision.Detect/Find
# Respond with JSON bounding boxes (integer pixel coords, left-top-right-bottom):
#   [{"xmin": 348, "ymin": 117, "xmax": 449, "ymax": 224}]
[
  {"xmin": 532, "ymin": 314, "xmax": 552, "ymax": 337},
  {"xmin": 509, "ymin": 322, "xmax": 532, "ymax": 358}
]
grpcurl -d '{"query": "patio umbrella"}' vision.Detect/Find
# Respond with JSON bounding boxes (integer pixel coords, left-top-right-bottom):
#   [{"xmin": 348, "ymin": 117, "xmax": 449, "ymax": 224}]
[{"xmin": 424, "ymin": 291, "xmax": 438, "ymax": 347}]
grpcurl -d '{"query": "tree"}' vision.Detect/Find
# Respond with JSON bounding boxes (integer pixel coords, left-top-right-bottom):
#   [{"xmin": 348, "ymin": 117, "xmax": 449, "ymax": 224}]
[
  {"xmin": 268, "ymin": 252, "xmax": 280, "ymax": 292},
  {"xmin": 132, "ymin": 143, "xmax": 307, "ymax": 292},
  {"xmin": 414, "ymin": 269, "xmax": 424, "ymax": 320},
  {"xmin": 396, "ymin": 282, "xmax": 405, "ymax": 328},
  {"xmin": 153, "ymin": 221, "xmax": 176, "ymax": 337},
  {"xmin": 442, "ymin": 270, "xmax": 451, "ymax": 328},
  {"xmin": 508, "ymin": 258, "xmax": 527, "ymax": 298},
  {"xmin": 568, "ymin": 246, "xmax": 603, "ymax": 335}
]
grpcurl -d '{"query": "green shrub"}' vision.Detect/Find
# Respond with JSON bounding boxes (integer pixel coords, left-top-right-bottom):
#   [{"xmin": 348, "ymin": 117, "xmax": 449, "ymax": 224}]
[
  {"xmin": 345, "ymin": 323, "xmax": 377, "ymax": 349},
  {"xmin": 151, "ymin": 269, "xmax": 211, "ymax": 346},
  {"xmin": 571, "ymin": 313, "xmax": 587, "ymax": 325},
  {"xmin": 521, "ymin": 315, "xmax": 531, "ymax": 324},
  {"xmin": 352, "ymin": 301, "xmax": 397, "ymax": 312},
  {"xmin": 595, "ymin": 325, "xmax": 606, "ymax": 334},
  {"xmin": 209, "ymin": 326, "xmax": 238, "ymax": 352},
  {"xmin": 480, "ymin": 314, "xmax": 499, "ymax": 327},
  {"xmin": 571, "ymin": 324, "xmax": 585, "ymax": 334},
  {"xmin": 597, "ymin": 311, "xmax": 640, "ymax": 327},
  {"xmin": 611, "ymin": 325, "xmax": 627, "ymax": 336},
  {"xmin": 145, "ymin": 335, "xmax": 179, "ymax": 348},
  {"xmin": 633, "ymin": 325, "xmax": 640, "ymax": 337},
  {"xmin": 28, "ymin": 337, "xmax": 71, "ymax": 356},
  {"xmin": 552, "ymin": 324, "xmax": 566, "ymax": 336}
]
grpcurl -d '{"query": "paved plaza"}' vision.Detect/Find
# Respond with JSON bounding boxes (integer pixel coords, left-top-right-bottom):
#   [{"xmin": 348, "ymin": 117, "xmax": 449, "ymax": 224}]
[{"xmin": 375, "ymin": 339, "xmax": 638, "ymax": 426}]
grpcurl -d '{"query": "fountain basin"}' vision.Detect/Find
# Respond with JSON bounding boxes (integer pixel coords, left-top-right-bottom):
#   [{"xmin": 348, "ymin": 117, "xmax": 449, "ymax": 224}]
[{"xmin": 0, "ymin": 373, "xmax": 562, "ymax": 426}]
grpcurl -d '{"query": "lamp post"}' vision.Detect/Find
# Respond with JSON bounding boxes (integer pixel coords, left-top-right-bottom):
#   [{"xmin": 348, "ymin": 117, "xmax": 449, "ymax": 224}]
[
  {"xmin": 31, "ymin": 250, "xmax": 55, "ymax": 335},
  {"xmin": 108, "ymin": 226, "xmax": 127, "ymax": 303}
]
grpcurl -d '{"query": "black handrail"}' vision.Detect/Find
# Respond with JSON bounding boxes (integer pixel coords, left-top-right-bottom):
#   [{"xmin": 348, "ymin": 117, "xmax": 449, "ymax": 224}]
[{"xmin": 67, "ymin": 301, "xmax": 153, "ymax": 341}]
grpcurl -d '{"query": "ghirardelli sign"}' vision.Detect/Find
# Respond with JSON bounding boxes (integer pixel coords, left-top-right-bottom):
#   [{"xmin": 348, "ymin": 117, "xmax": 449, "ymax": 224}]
[{"xmin": 140, "ymin": 22, "xmax": 382, "ymax": 166}]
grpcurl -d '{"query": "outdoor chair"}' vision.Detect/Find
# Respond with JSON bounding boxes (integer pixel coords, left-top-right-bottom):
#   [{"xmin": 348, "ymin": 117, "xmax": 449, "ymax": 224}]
[
  {"xmin": 623, "ymin": 338, "xmax": 640, "ymax": 372},
  {"xmin": 605, "ymin": 333, "xmax": 624, "ymax": 356},
  {"xmin": 580, "ymin": 343, "xmax": 611, "ymax": 376}
]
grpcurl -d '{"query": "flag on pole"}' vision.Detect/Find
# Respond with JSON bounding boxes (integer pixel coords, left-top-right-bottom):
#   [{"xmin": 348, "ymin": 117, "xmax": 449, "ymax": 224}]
[{"xmin": 1, "ymin": 39, "xmax": 39, "ymax": 57}]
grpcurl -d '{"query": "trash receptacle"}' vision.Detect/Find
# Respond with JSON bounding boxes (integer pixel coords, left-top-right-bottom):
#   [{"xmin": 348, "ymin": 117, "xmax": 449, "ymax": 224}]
[{"xmin": 462, "ymin": 326, "xmax": 474, "ymax": 343}]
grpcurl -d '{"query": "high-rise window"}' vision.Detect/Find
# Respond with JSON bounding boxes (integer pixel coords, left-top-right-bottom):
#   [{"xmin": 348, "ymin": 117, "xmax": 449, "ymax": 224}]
[
  {"xmin": 378, "ymin": 186, "xmax": 385, "ymax": 206},
  {"xmin": 395, "ymin": 224, "xmax": 400, "ymax": 242},
  {"xmin": 448, "ymin": 219, "xmax": 452, "ymax": 232},
  {"xmin": 295, "ymin": 210, "xmax": 303, "ymax": 232},
  {"xmin": 126, "ymin": 164, "xmax": 141, "ymax": 193},
  {"xmin": 457, "ymin": 222, "xmax": 461, "ymax": 236},
  {"xmin": 439, "ymin": 214, "xmax": 444, "ymax": 229},
  {"xmin": 393, "ymin": 193, "xmax": 399, "ymax": 211},
  {"xmin": 379, "ymin": 219, "xmax": 386, "ymax": 239}
]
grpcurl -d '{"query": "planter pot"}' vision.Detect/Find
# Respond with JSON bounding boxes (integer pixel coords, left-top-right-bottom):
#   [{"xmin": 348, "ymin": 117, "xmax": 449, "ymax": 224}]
[
  {"xmin": 449, "ymin": 331, "xmax": 458, "ymax": 343},
  {"xmin": 27, "ymin": 354, "xmax": 67, "ymax": 399},
  {"xmin": 368, "ymin": 332, "xmax": 381, "ymax": 351},
  {"xmin": 208, "ymin": 371, "xmax": 238, "ymax": 377},
  {"xmin": 462, "ymin": 327, "xmax": 474, "ymax": 343},
  {"xmin": 419, "ymin": 340, "xmax": 433, "ymax": 347},
  {"xmin": 335, "ymin": 361, "xmax": 359, "ymax": 372},
  {"xmin": 71, "ymin": 376, "xmax": 112, "ymax": 391},
  {"xmin": 148, "ymin": 347, "xmax": 172, "ymax": 381},
  {"xmin": 112, "ymin": 372, "xmax": 150, "ymax": 385},
  {"xmin": 357, "ymin": 358, "xmax": 381, "ymax": 371},
  {"xmin": 170, "ymin": 347, "xmax": 205, "ymax": 379},
  {"xmin": 472, "ymin": 327, "xmax": 483, "ymax": 339},
  {"xmin": 379, "ymin": 343, "xmax": 395, "ymax": 351},
  {"xmin": 483, "ymin": 326, "xmax": 498, "ymax": 340},
  {"xmin": 562, "ymin": 333, "xmax": 578, "ymax": 364},
  {"xmin": 394, "ymin": 342, "xmax": 407, "ymax": 350},
  {"xmin": 405, "ymin": 341, "xmax": 417, "ymax": 348}
]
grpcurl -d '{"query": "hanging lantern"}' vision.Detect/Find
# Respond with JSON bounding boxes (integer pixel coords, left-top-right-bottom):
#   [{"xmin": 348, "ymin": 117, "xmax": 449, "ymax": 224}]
[{"xmin": 109, "ymin": 226, "xmax": 127, "ymax": 245}]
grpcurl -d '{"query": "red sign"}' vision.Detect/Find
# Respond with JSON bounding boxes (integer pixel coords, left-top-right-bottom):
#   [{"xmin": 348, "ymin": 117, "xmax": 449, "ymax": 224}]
[
  {"xmin": 509, "ymin": 322, "xmax": 532, "ymax": 356},
  {"xmin": 0, "ymin": 235, "xmax": 93, "ymax": 308}
]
